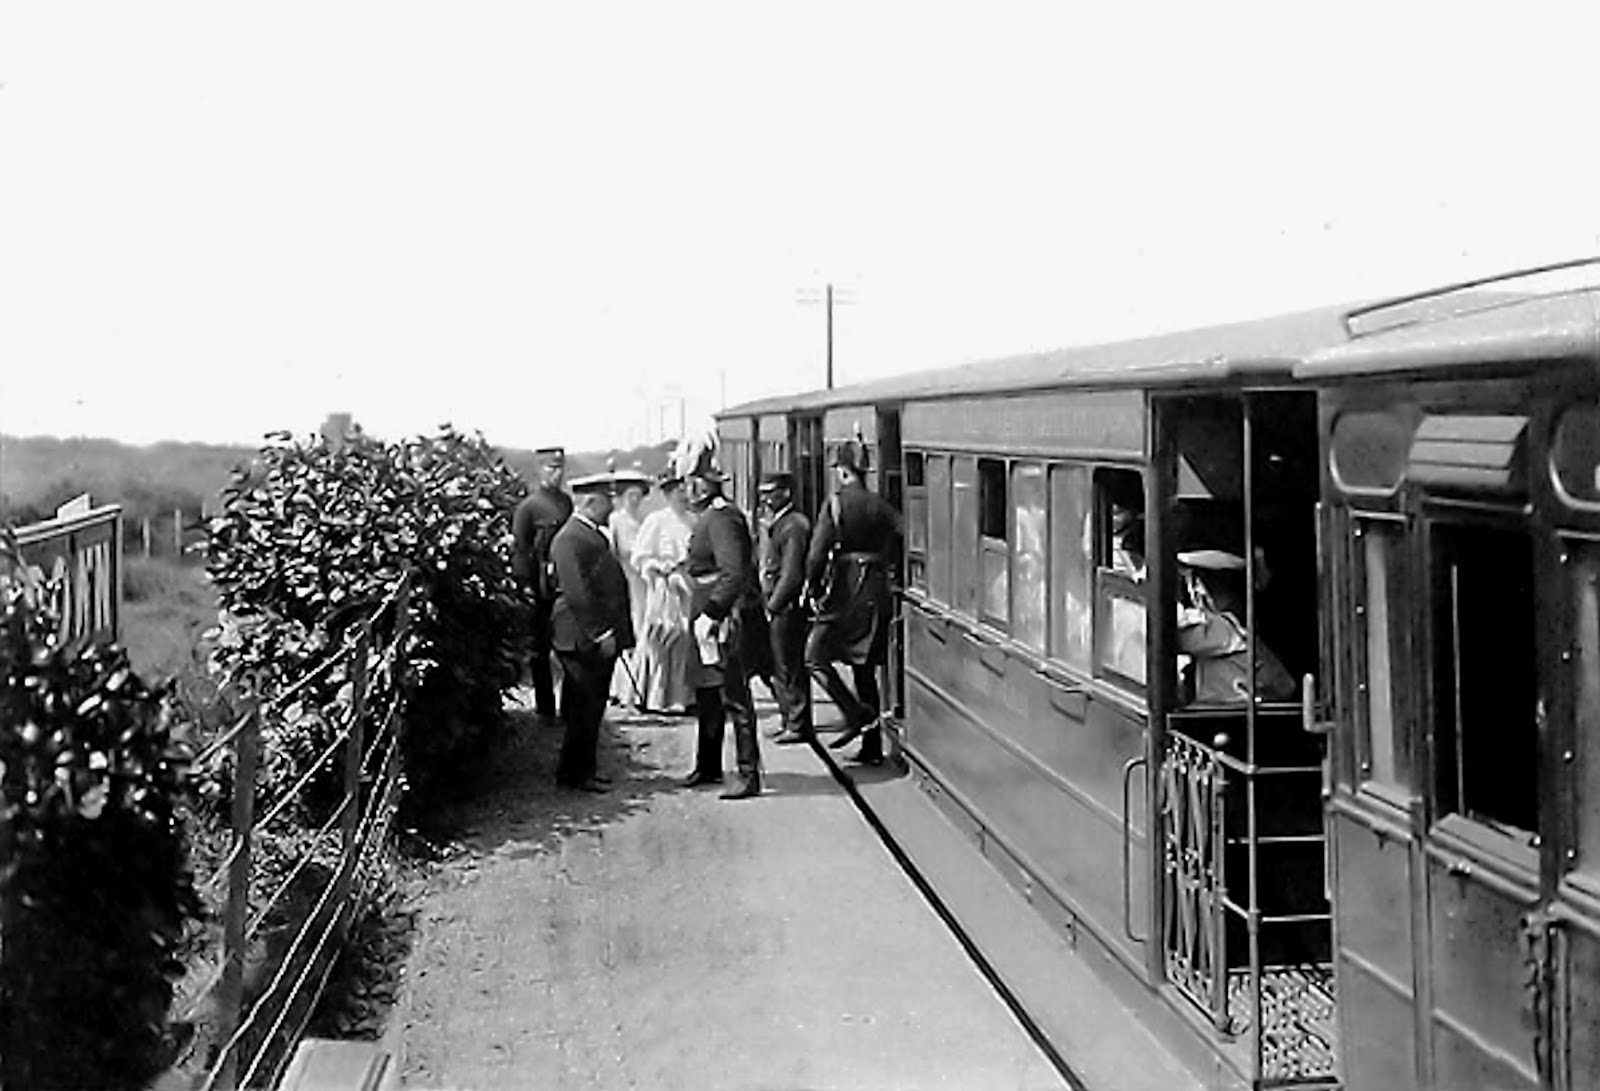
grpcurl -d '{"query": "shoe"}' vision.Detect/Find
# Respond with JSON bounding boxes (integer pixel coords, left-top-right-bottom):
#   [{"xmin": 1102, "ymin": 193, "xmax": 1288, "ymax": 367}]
[
  {"xmin": 682, "ymin": 771, "xmax": 723, "ymax": 788},
  {"xmin": 558, "ymin": 777, "xmax": 611, "ymax": 793},
  {"xmin": 719, "ymin": 778, "xmax": 761, "ymax": 800},
  {"xmin": 763, "ymin": 723, "xmax": 787, "ymax": 739},
  {"xmin": 846, "ymin": 748, "xmax": 884, "ymax": 766},
  {"xmin": 774, "ymin": 729, "xmax": 813, "ymax": 746}
]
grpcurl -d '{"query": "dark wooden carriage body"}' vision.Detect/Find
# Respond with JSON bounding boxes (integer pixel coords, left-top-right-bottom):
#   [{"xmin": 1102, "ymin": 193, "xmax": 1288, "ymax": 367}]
[{"xmin": 718, "ymin": 259, "xmax": 1600, "ymax": 1090}]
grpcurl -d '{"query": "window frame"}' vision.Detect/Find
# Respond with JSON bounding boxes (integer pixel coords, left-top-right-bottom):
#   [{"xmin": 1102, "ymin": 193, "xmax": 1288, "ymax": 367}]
[
  {"xmin": 904, "ymin": 451, "xmax": 928, "ymax": 594},
  {"xmin": 1048, "ymin": 462, "xmax": 1093, "ymax": 673},
  {"xmin": 1350, "ymin": 513, "xmax": 1412, "ymax": 799},
  {"xmin": 1421, "ymin": 507, "xmax": 1542, "ymax": 844},
  {"xmin": 1009, "ymin": 460, "xmax": 1048, "ymax": 654},
  {"xmin": 977, "ymin": 457, "xmax": 1010, "ymax": 629},
  {"xmin": 1092, "ymin": 466, "xmax": 1148, "ymax": 693}
]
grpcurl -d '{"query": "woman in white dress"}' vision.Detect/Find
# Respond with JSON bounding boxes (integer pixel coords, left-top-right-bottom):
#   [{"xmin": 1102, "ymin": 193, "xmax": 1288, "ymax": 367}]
[
  {"xmin": 630, "ymin": 473, "xmax": 697, "ymax": 713},
  {"xmin": 607, "ymin": 472, "xmax": 650, "ymax": 706}
]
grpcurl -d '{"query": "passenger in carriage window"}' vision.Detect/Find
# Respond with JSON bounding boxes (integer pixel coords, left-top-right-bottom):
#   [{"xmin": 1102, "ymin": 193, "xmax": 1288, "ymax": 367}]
[
  {"xmin": 1110, "ymin": 510, "xmax": 1146, "ymax": 582},
  {"xmin": 1176, "ymin": 548, "xmax": 1295, "ymax": 705}
]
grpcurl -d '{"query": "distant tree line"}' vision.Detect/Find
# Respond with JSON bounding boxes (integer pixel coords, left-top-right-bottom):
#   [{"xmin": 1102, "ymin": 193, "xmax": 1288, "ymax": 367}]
[{"xmin": 0, "ymin": 433, "xmax": 680, "ymax": 540}]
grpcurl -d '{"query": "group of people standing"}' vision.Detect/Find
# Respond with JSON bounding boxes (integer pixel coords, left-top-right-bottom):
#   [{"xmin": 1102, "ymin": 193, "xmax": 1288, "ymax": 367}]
[{"xmin": 511, "ymin": 439, "xmax": 901, "ymax": 801}]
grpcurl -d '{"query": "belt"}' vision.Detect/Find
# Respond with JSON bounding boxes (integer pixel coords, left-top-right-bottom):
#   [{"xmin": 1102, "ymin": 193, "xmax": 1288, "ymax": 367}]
[{"xmin": 836, "ymin": 551, "xmax": 885, "ymax": 564}]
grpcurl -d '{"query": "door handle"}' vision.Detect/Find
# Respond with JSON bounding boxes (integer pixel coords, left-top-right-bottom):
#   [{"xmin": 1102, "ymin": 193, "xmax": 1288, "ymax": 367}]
[
  {"xmin": 1301, "ymin": 673, "xmax": 1336, "ymax": 736},
  {"xmin": 1122, "ymin": 755, "xmax": 1149, "ymax": 944}
]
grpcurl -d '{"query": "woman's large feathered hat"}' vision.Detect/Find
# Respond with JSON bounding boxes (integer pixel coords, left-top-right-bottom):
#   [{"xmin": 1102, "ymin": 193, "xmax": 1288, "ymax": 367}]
[{"xmin": 670, "ymin": 425, "xmax": 725, "ymax": 482}]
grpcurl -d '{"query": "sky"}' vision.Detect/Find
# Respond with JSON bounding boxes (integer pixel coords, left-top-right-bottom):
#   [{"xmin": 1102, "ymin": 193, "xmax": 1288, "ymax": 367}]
[{"xmin": 4, "ymin": 3, "xmax": 1600, "ymax": 453}]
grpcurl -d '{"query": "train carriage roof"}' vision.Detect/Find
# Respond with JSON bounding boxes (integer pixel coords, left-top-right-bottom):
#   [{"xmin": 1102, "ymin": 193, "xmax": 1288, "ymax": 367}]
[
  {"xmin": 1297, "ymin": 258, "xmax": 1600, "ymax": 379},
  {"xmin": 1297, "ymin": 290, "xmax": 1600, "ymax": 379},
  {"xmin": 721, "ymin": 301, "xmax": 1361, "ymax": 419}
]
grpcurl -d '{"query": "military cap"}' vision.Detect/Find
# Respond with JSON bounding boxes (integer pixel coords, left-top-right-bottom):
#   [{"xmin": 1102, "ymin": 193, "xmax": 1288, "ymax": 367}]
[
  {"xmin": 758, "ymin": 471, "xmax": 795, "ymax": 492},
  {"xmin": 612, "ymin": 467, "xmax": 651, "ymax": 489},
  {"xmin": 534, "ymin": 445, "xmax": 566, "ymax": 463}
]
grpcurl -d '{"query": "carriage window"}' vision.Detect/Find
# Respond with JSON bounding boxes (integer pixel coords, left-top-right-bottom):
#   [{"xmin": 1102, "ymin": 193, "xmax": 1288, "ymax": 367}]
[
  {"xmin": 1095, "ymin": 468, "xmax": 1147, "ymax": 688},
  {"xmin": 1431, "ymin": 523, "xmax": 1538, "ymax": 836},
  {"xmin": 1050, "ymin": 464, "xmax": 1092, "ymax": 671},
  {"xmin": 926, "ymin": 455, "xmax": 951, "ymax": 605},
  {"xmin": 1358, "ymin": 522, "xmax": 1406, "ymax": 790},
  {"xmin": 979, "ymin": 459, "xmax": 1008, "ymax": 626},
  {"xmin": 1011, "ymin": 462, "xmax": 1047, "ymax": 653},
  {"xmin": 952, "ymin": 457, "xmax": 979, "ymax": 616},
  {"xmin": 1098, "ymin": 468, "xmax": 1146, "ymax": 579},
  {"xmin": 905, "ymin": 453, "xmax": 927, "ymax": 593}
]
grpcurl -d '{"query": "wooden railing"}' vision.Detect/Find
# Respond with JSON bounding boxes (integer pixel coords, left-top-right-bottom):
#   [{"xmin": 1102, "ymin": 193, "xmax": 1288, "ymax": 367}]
[{"xmin": 179, "ymin": 572, "xmax": 415, "ymax": 1090}]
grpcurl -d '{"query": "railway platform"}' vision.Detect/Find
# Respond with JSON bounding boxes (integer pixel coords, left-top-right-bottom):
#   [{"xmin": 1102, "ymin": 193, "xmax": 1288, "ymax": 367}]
[{"xmin": 292, "ymin": 695, "xmax": 1202, "ymax": 1090}]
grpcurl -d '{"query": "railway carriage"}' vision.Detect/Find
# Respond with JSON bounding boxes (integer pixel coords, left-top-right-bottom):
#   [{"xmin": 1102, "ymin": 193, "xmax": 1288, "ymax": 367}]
[{"xmin": 717, "ymin": 259, "xmax": 1600, "ymax": 1090}]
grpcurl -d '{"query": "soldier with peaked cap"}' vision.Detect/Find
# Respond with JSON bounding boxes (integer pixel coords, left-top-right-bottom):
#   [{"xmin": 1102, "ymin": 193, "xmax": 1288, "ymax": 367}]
[
  {"xmin": 548, "ymin": 471, "xmax": 637, "ymax": 791},
  {"xmin": 805, "ymin": 439, "xmax": 902, "ymax": 765},
  {"xmin": 758, "ymin": 471, "xmax": 813, "ymax": 744},
  {"xmin": 681, "ymin": 452, "xmax": 767, "ymax": 800},
  {"xmin": 513, "ymin": 446, "xmax": 573, "ymax": 720}
]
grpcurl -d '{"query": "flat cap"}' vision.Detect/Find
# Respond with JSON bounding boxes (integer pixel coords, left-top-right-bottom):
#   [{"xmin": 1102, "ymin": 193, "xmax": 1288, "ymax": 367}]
[
  {"xmin": 758, "ymin": 471, "xmax": 794, "ymax": 492},
  {"xmin": 1176, "ymin": 548, "xmax": 1246, "ymax": 571},
  {"xmin": 568, "ymin": 471, "xmax": 619, "ymax": 495}
]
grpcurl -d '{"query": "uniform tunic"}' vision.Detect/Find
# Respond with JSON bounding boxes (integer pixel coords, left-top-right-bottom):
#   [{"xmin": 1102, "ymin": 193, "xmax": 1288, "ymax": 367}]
[{"xmin": 804, "ymin": 481, "xmax": 902, "ymax": 666}]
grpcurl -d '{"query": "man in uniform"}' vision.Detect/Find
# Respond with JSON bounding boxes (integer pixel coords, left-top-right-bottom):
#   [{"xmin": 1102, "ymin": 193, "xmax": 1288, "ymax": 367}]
[
  {"xmin": 513, "ymin": 446, "xmax": 572, "ymax": 720},
  {"xmin": 548, "ymin": 472, "xmax": 636, "ymax": 792},
  {"xmin": 805, "ymin": 441, "xmax": 902, "ymax": 765},
  {"xmin": 758, "ymin": 471, "xmax": 813, "ymax": 745},
  {"xmin": 682, "ymin": 459, "xmax": 766, "ymax": 800}
]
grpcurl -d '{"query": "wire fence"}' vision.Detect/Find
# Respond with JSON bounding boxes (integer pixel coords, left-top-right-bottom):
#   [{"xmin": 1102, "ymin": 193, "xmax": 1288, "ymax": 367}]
[{"xmin": 177, "ymin": 570, "xmax": 416, "ymax": 1091}]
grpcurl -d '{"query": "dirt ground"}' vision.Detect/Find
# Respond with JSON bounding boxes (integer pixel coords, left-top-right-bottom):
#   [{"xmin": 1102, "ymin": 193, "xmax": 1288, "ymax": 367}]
[{"xmin": 387, "ymin": 695, "xmax": 1064, "ymax": 1091}]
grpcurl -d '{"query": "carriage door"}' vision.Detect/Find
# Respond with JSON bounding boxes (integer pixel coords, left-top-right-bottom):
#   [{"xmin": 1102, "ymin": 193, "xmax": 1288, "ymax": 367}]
[
  {"xmin": 792, "ymin": 414, "xmax": 825, "ymax": 520},
  {"xmin": 1154, "ymin": 390, "xmax": 1335, "ymax": 1087},
  {"xmin": 1326, "ymin": 408, "xmax": 1552, "ymax": 1090},
  {"xmin": 877, "ymin": 407, "xmax": 907, "ymax": 720}
]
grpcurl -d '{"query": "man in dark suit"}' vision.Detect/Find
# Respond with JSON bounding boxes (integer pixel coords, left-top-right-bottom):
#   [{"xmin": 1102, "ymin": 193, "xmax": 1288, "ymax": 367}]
[
  {"xmin": 758, "ymin": 472, "xmax": 813, "ymax": 745},
  {"xmin": 513, "ymin": 446, "xmax": 572, "ymax": 720},
  {"xmin": 682, "ymin": 460, "xmax": 765, "ymax": 800},
  {"xmin": 549, "ymin": 472, "xmax": 636, "ymax": 792},
  {"xmin": 805, "ymin": 441, "xmax": 902, "ymax": 765}
]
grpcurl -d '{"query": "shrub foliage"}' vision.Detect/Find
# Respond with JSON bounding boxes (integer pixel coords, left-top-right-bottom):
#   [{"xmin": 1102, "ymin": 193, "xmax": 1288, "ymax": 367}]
[
  {"xmin": 0, "ymin": 531, "xmax": 200, "ymax": 1090},
  {"xmin": 205, "ymin": 426, "xmax": 530, "ymax": 802}
]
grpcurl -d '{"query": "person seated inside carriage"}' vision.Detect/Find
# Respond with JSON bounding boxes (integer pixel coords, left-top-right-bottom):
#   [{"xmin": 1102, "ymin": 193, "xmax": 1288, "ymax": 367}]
[{"xmin": 1175, "ymin": 547, "xmax": 1296, "ymax": 705}]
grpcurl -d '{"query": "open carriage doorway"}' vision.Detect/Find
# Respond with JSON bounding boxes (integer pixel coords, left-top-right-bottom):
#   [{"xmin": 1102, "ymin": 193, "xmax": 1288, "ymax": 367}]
[{"xmin": 1150, "ymin": 389, "xmax": 1336, "ymax": 1087}]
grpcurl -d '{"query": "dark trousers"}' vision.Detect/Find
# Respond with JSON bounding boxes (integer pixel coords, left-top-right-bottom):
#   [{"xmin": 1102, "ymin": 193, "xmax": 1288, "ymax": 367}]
[
  {"xmin": 806, "ymin": 625, "xmax": 881, "ymax": 732},
  {"xmin": 555, "ymin": 649, "xmax": 616, "ymax": 786},
  {"xmin": 694, "ymin": 639, "xmax": 760, "ymax": 783},
  {"xmin": 530, "ymin": 598, "xmax": 558, "ymax": 717},
  {"xmin": 767, "ymin": 607, "xmax": 813, "ymax": 734}
]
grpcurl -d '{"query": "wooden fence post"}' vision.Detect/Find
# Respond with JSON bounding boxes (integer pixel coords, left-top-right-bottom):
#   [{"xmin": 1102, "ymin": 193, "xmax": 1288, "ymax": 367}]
[
  {"xmin": 141, "ymin": 518, "xmax": 151, "ymax": 558},
  {"xmin": 335, "ymin": 629, "xmax": 371, "ymax": 942},
  {"xmin": 216, "ymin": 700, "xmax": 262, "ymax": 1091},
  {"xmin": 174, "ymin": 508, "xmax": 183, "ymax": 557}
]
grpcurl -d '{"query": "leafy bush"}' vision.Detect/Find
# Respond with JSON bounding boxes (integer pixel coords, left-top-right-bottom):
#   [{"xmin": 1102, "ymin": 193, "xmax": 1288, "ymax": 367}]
[
  {"xmin": 0, "ymin": 532, "xmax": 201, "ymax": 1091},
  {"xmin": 204, "ymin": 426, "xmax": 530, "ymax": 805}
]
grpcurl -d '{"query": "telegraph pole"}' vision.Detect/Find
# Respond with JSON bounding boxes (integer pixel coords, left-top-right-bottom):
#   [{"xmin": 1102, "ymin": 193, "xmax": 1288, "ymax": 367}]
[
  {"xmin": 797, "ymin": 281, "xmax": 854, "ymax": 390},
  {"xmin": 826, "ymin": 283, "xmax": 834, "ymax": 389}
]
